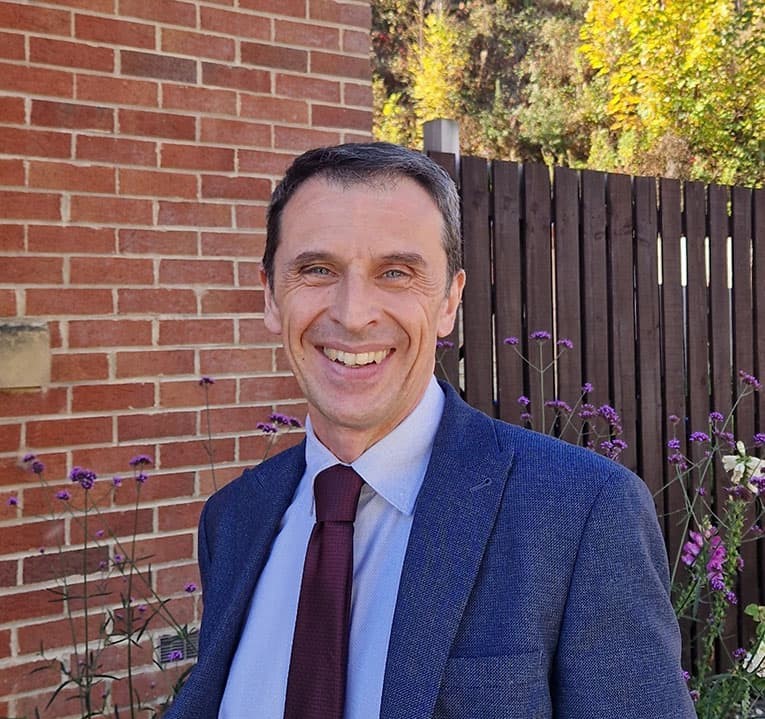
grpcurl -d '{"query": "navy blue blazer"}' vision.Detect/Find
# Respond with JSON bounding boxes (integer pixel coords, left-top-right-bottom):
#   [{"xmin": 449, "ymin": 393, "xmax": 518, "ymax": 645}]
[{"xmin": 165, "ymin": 382, "xmax": 696, "ymax": 718}]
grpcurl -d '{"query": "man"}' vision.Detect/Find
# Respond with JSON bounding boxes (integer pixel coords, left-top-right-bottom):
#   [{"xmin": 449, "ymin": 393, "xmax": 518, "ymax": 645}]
[{"xmin": 166, "ymin": 143, "xmax": 696, "ymax": 718}]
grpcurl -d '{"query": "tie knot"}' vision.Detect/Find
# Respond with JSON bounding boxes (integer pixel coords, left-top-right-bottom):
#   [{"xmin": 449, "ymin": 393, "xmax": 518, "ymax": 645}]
[{"xmin": 314, "ymin": 465, "xmax": 363, "ymax": 522}]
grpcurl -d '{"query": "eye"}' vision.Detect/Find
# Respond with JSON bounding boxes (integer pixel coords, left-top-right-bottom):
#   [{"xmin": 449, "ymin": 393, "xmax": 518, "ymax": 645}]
[
  {"xmin": 304, "ymin": 266, "xmax": 332, "ymax": 276},
  {"xmin": 382, "ymin": 268, "xmax": 408, "ymax": 280}
]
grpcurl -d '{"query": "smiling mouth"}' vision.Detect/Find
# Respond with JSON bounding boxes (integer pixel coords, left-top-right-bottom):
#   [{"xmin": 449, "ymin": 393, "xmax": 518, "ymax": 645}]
[{"xmin": 322, "ymin": 347, "xmax": 390, "ymax": 367}]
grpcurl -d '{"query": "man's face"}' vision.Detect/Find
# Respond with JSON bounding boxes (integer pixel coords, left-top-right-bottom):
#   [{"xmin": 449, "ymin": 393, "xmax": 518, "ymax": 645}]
[{"xmin": 262, "ymin": 175, "xmax": 464, "ymax": 460}]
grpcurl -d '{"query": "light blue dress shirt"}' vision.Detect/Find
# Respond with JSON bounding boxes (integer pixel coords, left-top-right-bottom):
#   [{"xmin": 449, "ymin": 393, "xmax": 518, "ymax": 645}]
[{"xmin": 218, "ymin": 375, "xmax": 445, "ymax": 719}]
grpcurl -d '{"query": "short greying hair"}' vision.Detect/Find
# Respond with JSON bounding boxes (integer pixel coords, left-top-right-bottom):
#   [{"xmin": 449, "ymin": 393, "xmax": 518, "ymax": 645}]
[{"xmin": 263, "ymin": 142, "xmax": 462, "ymax": 289}]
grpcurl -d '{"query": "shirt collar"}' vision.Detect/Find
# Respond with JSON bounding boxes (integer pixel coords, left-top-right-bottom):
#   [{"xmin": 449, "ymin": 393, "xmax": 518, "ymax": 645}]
[{"xmin": 304, "ymin": 375, "xmax": 445, "ymax": 515}]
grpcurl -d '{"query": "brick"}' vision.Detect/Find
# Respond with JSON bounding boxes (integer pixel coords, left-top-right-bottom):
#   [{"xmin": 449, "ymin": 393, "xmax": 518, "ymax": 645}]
[
  {"xmin": 31, "ymin": 99, "xmax": 113, "ymax": 130},
  {"xmin": 117, "ymin": 410, "xmax": 195, "ymax": 441},
  {"xmin": 274, "ymin": 125, "xmax": 339, "ymax": 150},
  {"xmin": 29, "ymin": 160, "xmax": 116, "ymax": 193},
  {"xmin": 0, "ymin": 224, "xmax": 24, "ymax": 252},
  {"xmin": 201, "ymin": 289, "xmax": 264, "ymax": 313},
  {"xmin": 158, "ymin": 319, "xmax": 234, "ymax": 346},
  {"xmin": 75, "ymin": 13, "xmax": 155, "ymax": 49},
  {"xmin": 275, "ymin": 19, "xmax": 339, "ymax": 49},
  {"xmin": 240, "ymin": 94, "xmax": 308, "ymax": 124},
  {"xmin": 158, "ymin": 499, "xmax": 205, "ymax": 532},
  {"xmin": 343, "ymin": 28, "xmax": 370, "ymax": 54},
  {"xmin": 119, "ymin": 108, "xmax": 196, "ymax": 140},
  {"xmin": 119, "ymin": 168, "xmax": 197, "ymax": 199},
  {"xmin": 201, "ymin": 175, "xmax": 270, "ymax": 201},
  {"xmin": 77, "ymin": 135, "xmax": 157, "ymax": 166},
  {"xmin": 238, "ymin": 149, "xmax": 295, "ymax": 175},
  {"xmin": 68, "ymin": 319, "xmax": 152, "ymax": 348},
  {"xmin": 0, "ymin": 94, "xmax": 24, "ymax": 123},
  {"xmin": 0, "ymin": 191, "xmax": 61, "ymax": 221},
  {"xmin": 27, "ymin": 416, "xmax": 113, "ymax": 448},
  {"xmin": 157, "ymin": 201, "xmax": 232, "ymax": 228},
  {"xmin": 162, "ymin": 28, "xmax": 235, "ymax": 61},
  {"xmin": 0, "ymin": 31, "xmax": 24, "ymax": 60},
  {"xmin": 51, "ymin": 352, "xmax": 109, "ymax": 382},
  {"xmin": 0, "ymin": 127, "xmax": 71, "ymax": 159},
  {"xmin": 0, "ymin": 422, "xmax": 20, "ymax": 452},
  {"xmin": 0, "ymin": 158, "xmax": 24, "ymax": 186},
  {"xmin": 201, "ymin": 231, "xmax": 264, "ymax": 258},
  {"xmin": 237, "ymin": 260, "xmax": 264, "ymax": 287},
  {"xmin": 42, "ymin": 0, "xmax": 113, "ymax": 10},
  {"xmin": 2, "ymin": 256, "xmax": 63, "ymax": 284},
  {"xmin": 199, "ymin": 117, "xmax": 271, "ymax": 147},
  {"xmin": 116, "ymin": 348, "xmax": 195, "ymax": 378},
  {"xmin": 239, "ymin": 318, "xmax": 281, "ymax": 344},
  {"xmin": 119, "ymin": 471, "xmax": 195, "ymax": 506},
  {"xmin": 0, "ymin": 656, "xmax": 62, "ymax": 695},
  {"xmin": 68, "ymin": 507, "xmax": 154, "ymax": 544},
  {"xmin": 311, "ymin": 50, "xmax": 371, "ymax": 80},
  {"xmin": 17, "ymin": 615, "xmax": 88, "ymax": 654},
  {"xmin": 0, "ymin": 387, "xmax": 67, "ymax": 418},
  {"xmin": 162, "ymin": 83, "xmax": 237, "ymax": 115},
  {"xmin": 28, "ymin": 225, "xmax": 115, "ymax": 253},
  {"xmin": 0, "ymin": 288, "xmax": 17, "ymax": 315},
  {"xmin": 240, "ymin": 430, "xmax": 301, "ymax": 463},
  {"xmin": 118, "ymin": 288, "xmax": 197, "ymax": 314},
  {"xmin": 199, "ymin": 347, "xmax": 272, "ymax": 374},
  {"xmin": 0, "ymin": 61, "xmax": 73, "ymax": 97},
  {"xmin": 239, "ymin": 375, "xmax": 303, "ymax": 402},
  {"xmin": 120, "ymin": 0, "xmax": 196, "ymax": 27},
  {"xmin": 309, "ymin": 0, "xmax": 371, "ymax": 27},
  {"xmin": 119, "ymin": 228, "xmax": 197, "ymax": 255},
  {"xmin": 30, "ymin": 37, "xmax": 115, "ymax": 72},
  {"xmin": 0, "ymin": 518, "xmax": 64, "ymax": 554},
  {"xmin": 240, "ymin": 0, "xmax": 306, "ymax": 17},
  {"xmin": 344, "ymin": 81, "xmax": 373, "ymax": 107},
  {"xmin": 70, "ymin": 257, "xmax": 153, "ymax": 286},
  {"xmin": 69, "ymin": 445, "xmax": 154, "ymax": 478},
  {"xmin": 200, "ymin": 6, "xmax": 270, "ymax": 39},
  {"xmin": 25, "ymin": 288, "xmax": 113, "ymax": 316},
  {"xmin": 70, "ymin": 195, "xmax": 153, "ymax": 224},
  {"xmin": 71, "ymin": 382, "xmax": 154, "ymax": 412},
  {"xmin": 202, "ymin": 62, "xmax": 270, "ymax": 93},
  {"xmin": 122, "ymin": 50, "xmax": 196, "ymax": 83},
  {"xmin": 76, "ymin": 74, "xmax": 159, "ymax": 107},
  {"xmin": 236, "ymin": 203, "xmax": 267, "ymax": 229},
  {"xmin": 161, "ymin": 143, "xmax": 235, "ymax": 171},
  {"xmin": 158, "ymin": 258, "xmax": 234, "ymax": 285},
  {"xmin": 242, "ymin": 42, "xmax": 307, "ymax": 72},
  {"xmin": 207, "ymin": 404, "xmax": 275, "ymax": 433},
  {"xmin": 159, "ymin": 437, "xmax": 235, "ymax": 469},
  {"xmin": 159, "ymin": 377, "xmax": 236, "ymax": 408},
  {"xmin": 275, "ymin": 72, "xmax": 340, "ymax": 102},
  {"xmin": 312, "ymin": 104, "xmax": 372, "ymax": 131},
  {"xmin": 0, "ymin": 2, "xmax": 71, "ymax": 34}
]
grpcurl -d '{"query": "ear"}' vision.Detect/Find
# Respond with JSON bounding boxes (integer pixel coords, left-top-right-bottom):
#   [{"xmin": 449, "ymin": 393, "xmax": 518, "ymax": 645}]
[
  {"xmin": 260, "ymin": 266, "xmax": 282, "ymax": 335},
  {"xmin": 437, "ymin": 269, "xmax": 465, "ymax": 337}
]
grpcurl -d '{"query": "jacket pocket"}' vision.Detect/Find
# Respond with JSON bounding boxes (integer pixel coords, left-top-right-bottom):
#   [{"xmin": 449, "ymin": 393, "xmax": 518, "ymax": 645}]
[{"xmin": 433, "ymin": 651, "xmax": 550, "ymax": 719}]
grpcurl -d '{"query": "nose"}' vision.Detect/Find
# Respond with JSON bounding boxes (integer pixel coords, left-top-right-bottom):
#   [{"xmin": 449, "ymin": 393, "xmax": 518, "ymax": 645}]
[{"xmin": 327, "ymin": 272, "xmax": 379, "ymax": 332}]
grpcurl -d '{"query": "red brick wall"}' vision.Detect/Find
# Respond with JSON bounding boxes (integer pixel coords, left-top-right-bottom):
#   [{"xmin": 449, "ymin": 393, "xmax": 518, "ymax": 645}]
[{"xmin": 0, "ymin": 1, "xmax": 372, "ymax": 715}]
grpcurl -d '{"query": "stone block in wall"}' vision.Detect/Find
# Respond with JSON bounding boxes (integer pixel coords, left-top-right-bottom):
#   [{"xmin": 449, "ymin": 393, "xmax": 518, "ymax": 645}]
[{"xmin": 0, "ymin": 323, "xmax": 51, "ymax": 389}]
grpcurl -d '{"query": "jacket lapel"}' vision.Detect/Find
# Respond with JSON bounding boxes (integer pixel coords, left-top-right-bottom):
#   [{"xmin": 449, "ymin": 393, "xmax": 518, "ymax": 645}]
[{"xmin": 380, "ymin": 386, "xmax": 515, "ymax": 719}]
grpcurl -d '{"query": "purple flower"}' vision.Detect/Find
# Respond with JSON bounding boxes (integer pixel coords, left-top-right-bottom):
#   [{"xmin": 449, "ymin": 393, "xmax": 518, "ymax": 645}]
[
  {"xmin": 519, "ymin": 412, "xmax": 531, "ymax": 422},
  {"xmin": 556, "ymin": 338, "xmax": 573, "ymax": 349},
  {"xmin": 114, "ymin": 554, "xmax": 124, "ymax": 565},
  {"xmin": 667, "ymin": 438, "xmax": 681, "ymax": 450},
  {"xmin": 270, "ymin": 413, "xmax": 302, "ymax": 428},
  {"xmin": 697, "ymin": 486, "xmax": 707, "ymax": 496},
  {"xmin": 681, "ymin": 530, "xmax": 704, "ymax": 566},
  {"xmin": 529, "ymin": 330, "xmax": 551, "ymax": 341},
  {"xmin": 545, "ymin": 399, "xmax": 572, "ymax": 413},
  {"xmin": 137, "ymin": 604, "xmax": 147, "ymax": 614},
  {"xmin": 55, "ymin": 490, "xmax": 71, "ymax": 501},
  {"xmin": 578, "ymin": 403, "xmax": 597, "ymax": 420},
  {"xmin": 129, "ymin": 454, "xmax": 153, "ymax": 467},
  {"xmin": 69, "ymin": 467, "xmax": 96, "ymax": 490},
  {"xmin": 598, "ymin": 405, "xmax": 621, "ymax": 427},
  {"xmin": 503, "ymin": 336, "xmax": 519, "ymax": 346},
  {"xmin": 185, "ymin": 582, "xmax": 197, "ymax": 593},
  {"xmin": 734, "ymin": 647, "xmax": 747, "ymax": 661},
  {"xmin": 754, "ymin": 433, "xmax": 765, "ymax": 447},
  {"xmin": 669, "ymin": 414, "xmax": 681, "ymax": 425},
  {"xmin": 724, "ymin": 590, "xmax": 738, "ymax": 605},
  {"xmin": 31, "ymin": 460, "xmax": 45, "ymax": 474},
  {"xmin": 199, "ymin": 376, "xmax": 215, "ymax": 385},
  {"xmin": 95, "ymin": 529, "xmax": 105, "ymax": 538},
  {"xmin": 709, "ymin": 411, "xmax": 724, "ymax": 423},
  {"xmin": 436, "ymin": 339, "xmax": 454, "ymax": 349},
  {"xmin": 668, "ymin": 453, "xmax": 688, "ymax": 470},
  {"xmin": 168, "ymin": 649, "xmax": 184, "ymax": 661},
  {"xmin": 612, "ymin": 438, "xmax": 628, "ymax": 450},
  {"xmin": 517, "ymin": 395, "xmax": 530, "ymax": 407},
  {"xmin": 739, "ymin": 370, "xmax": 762, "ymax": 390},
  {"xmin": 682, "ymin": 670, "xmax": 691, "ymax": 682},
  {"xmin": 113, "ymin": 475, "xmax": 122, "ymax": 487},
  {"xmin": 689, "ymin": 690, "xmax": 700, "ymax": 702},
  {"xmin": 715, "ymin": 430, "xmax": 736, "ymax": 448},
  {"xmin": 257, "ymin": 422, "xmax": 277, "ymax": 434},
  {"xmin": 6, "ymin": 496, "xmax": 18, "ymax": 507},
  {"xmin": 22, "ymin": 453, "xmax": 36, "ymax": 462},
  {"xmin": 581, "ymin": 382, "xmax": 593, "ymax": 394},
  {"xmin": 689, "ymin": 432, "xmax": 709, "ymax": 443},
  {"xmin": 136, "ymin": 472, "xmax": 149, "ymax": 484}
]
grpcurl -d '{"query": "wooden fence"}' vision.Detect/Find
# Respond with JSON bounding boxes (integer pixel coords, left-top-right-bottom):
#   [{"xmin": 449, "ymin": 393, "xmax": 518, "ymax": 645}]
[{"xmin": 431, "ymin": 152, "xmax": 765, "ymax": 657}]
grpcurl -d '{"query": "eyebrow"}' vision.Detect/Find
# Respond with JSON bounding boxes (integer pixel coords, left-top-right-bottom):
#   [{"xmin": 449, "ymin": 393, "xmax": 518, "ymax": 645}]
[{"xmin": 287, "ymin": 251, "xmax": 428, "ymax": 270}]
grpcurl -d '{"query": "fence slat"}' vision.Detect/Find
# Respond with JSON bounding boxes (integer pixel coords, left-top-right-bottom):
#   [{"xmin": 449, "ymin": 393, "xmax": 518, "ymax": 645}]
[
  {"xmin": 607, "ymin": 173, "xmax": 637, "ymax": 471},
  {"xmin": 461, "ymin": 156, "xmax": 494, "ymax": 416},
  {"xmin": 554, "ymin": 166, "xmax": 582, "ymax": 445},
  {"xmin": 493, "ymin": 160, "xmax": 524, "ymax": 423}
]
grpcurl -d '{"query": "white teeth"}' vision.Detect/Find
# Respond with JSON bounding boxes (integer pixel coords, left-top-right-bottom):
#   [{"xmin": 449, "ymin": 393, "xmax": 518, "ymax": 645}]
[{"xmin": 323, "ymin": 347, "xmax": 389, "ymax": 366}]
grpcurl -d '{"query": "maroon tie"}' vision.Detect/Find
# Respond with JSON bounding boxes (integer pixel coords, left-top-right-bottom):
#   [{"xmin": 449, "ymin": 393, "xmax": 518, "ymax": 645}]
[{"xmin": 283, "ymin": 464, "xmax": 364, "ymax": 719}]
